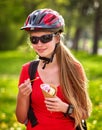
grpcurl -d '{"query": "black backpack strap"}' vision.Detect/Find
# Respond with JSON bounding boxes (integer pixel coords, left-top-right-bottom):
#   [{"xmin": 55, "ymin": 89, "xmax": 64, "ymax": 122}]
[
  {"xmin": 82, "ymin": 120, "xmax": 87, "ymax": 130},
  {"xmin": 29, "ymin": 60, "xmax": 39, "ymax": 85},
  {"xmin": 28, "ymin": 60, "xmax": 39, "ymax": 127},
  {"xmin": 76, "ymin": 120, "xmax": 87, "ymax": 130}
]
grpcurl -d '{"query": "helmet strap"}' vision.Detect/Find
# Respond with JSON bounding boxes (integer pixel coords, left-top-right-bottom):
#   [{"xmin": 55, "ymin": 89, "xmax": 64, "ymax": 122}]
[{"xmin": 39, "ymin": 44, "xmax": 58, "ymax": 69}]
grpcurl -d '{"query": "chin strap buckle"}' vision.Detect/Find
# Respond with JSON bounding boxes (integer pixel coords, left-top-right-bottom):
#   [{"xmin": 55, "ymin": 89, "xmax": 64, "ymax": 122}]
[{"xmin": 39, "ymin": 44, "xmax": 58, "ymax": 69}]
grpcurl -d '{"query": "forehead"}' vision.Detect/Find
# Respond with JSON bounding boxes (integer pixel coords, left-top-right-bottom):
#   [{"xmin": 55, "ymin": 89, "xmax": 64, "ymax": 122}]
[{"xmin": 29, "ymin": 31, "xmax": 52, "ymax": 36}]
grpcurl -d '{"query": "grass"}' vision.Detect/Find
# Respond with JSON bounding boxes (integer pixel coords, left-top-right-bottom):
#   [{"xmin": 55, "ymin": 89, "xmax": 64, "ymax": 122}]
[{"xmin": 0, "ymin": 48, "xmax": 102, "ymax": 130}]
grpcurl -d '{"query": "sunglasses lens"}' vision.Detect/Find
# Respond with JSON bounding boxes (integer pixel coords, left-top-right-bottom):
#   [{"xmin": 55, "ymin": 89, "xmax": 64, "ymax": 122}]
[
  {"xmin": 41, "ymin": 34, "xmax": 53, "ymax": 43},
  {"xmin": 30, "ymin": 37, "xmax": 39, "ymax": 44},
  {"xmin": 30, "ymin": 34, "xmax": 53, "ymax": 44}
]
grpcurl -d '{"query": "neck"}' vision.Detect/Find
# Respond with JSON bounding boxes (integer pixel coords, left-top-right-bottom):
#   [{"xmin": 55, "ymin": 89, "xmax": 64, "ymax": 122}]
[
  {"xmin": 39, "ymin": 54, "xmax": 57, "ymax": 69},
  {"xmin": 39, "ymin": 44, "xmax": 58, "ymax": 69}
]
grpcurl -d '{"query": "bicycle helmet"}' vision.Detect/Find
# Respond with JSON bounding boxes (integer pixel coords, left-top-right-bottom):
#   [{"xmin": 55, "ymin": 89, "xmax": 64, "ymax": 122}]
[{"xmin": 21, "ymin": 8, "xmax": 65, "ymax": 32}]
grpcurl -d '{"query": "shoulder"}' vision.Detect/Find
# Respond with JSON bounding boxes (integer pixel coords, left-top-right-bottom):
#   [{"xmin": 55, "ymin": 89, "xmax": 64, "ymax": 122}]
[
  {"xmin": 21, "ymin": 62, "xmax": 30, "ymax": 71},
  {"xmin": 22, "ymin": 62, "xmax": 30, "ymax": 67},
  {"xmin": 22, "ymin": 60, "xmax": 39, "ymax": 71},
  {"xmin": 18, "ymin": 62, "xmax": 31, "ymax": 86},
  {"xmin": 18, "ymin": 60, "xmax": 37, "ymax": 85},
  {"xmin": 22, "ymin": 60, "xmax": 38, "ymax": 68},
  {"xmin": 19, "ymin": 62, "xmax": 31, "ymax": 76}
]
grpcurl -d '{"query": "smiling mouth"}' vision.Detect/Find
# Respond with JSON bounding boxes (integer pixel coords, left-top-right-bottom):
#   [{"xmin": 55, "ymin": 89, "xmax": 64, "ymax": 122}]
[{"xmin": 37, "ymin": 48, "xmax": 46, "ymax": 53}]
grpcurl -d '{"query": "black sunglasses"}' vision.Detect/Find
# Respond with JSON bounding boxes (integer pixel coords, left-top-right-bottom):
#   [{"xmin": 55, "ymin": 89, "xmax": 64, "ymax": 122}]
[{"xmin": 30, "ymin": 33, "xmax": 56, "ymax": 44}]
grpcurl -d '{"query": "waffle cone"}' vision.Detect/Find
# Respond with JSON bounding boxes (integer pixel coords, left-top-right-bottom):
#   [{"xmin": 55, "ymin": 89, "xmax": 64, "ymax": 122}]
[{"xmin": 40, "ymin": 84, "xmax": 57, "ymax": 98}]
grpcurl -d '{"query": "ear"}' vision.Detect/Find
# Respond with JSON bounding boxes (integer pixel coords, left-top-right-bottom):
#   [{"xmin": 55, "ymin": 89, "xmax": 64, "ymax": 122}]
[{"xmin": 55, "ymin": 34, "xmax": 60, "ymax": 44}]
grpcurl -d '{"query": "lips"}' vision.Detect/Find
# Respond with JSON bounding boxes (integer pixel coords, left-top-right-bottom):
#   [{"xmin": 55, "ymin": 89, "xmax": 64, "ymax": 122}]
[{"xmin": 37, "ymin": 48, "xmax": 47, "ymax": 53}]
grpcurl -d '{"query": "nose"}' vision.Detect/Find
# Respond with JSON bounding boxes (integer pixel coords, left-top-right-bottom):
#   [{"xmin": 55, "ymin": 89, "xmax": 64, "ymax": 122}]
[{"xmin": 37, "ymin": 40, "xmax": 43, "ymax": 46}]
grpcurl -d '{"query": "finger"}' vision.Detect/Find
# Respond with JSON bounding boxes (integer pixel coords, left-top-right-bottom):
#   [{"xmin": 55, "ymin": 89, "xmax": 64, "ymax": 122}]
[
  {"xmin": 46, "ymin": 105, "xmax": 58, "ymax": 112},
  {"xmin": 19, "ymin": 83, "xmax": 32, "ymax": 96},
  {"xmin": 45, "ymin": 97, "xmax": 57, "ymax": 102},
  {"xmin": 24, "ymin": 78, "xmax": 31, "ymax": 84},
  {"xmin": 45, "ymin": 101, "xmax": 55, "ymax": 106},
  {"xmin": 23, "ymin": 85, "xmax": 32, "ymax": 93},
  {"xmin": 44, "ymin": 99, "xmax": 56, "ymax": 105},
  {"xmin": 19, "ymin": 83, "xmax": 25, "ymax": 89},
  {"xmin": 23, "ymin": 89, "xmax": 32, "ymax": 96}
]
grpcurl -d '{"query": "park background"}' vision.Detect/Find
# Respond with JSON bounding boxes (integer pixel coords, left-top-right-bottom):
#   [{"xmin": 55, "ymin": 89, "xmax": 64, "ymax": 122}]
[{"xmin": 0, "ymin": 0, "xmax": 102, "ymax": 130}]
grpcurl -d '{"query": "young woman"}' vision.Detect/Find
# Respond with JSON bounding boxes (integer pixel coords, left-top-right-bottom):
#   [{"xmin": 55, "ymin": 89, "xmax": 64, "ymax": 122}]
[{"xmin": 16, "ymin": 9, "xmax": 92, "ymax": 130}]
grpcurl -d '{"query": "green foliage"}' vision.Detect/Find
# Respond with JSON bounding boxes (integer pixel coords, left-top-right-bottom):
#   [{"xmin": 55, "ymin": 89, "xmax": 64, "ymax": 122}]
[
  {"xmin": 0, "ymin": 49, "xmax": 102, "ymax": 130},
  {"xmin": 0, "ymin": 0, "xmax": 26, "ymax": 50},
  {"xmin": 0, "ymin": 49, "xmax": 36, "ymax": 130},
  {"xmin": 0, "ymin": 0, "xmax": 101, "ymax": 52}
]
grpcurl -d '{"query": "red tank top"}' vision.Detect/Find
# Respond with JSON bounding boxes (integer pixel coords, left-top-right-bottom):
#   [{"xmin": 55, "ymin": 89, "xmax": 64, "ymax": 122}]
[{"xmin": 19, "ymin": 62, "xmax": 75, "ymax": 130}]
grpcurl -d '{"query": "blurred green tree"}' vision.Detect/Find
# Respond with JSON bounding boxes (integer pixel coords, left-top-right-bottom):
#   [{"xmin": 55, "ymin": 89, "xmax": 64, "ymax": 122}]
[{"xmin": 0, "ymin": 0, "xmax": 101, "ymax": 54}]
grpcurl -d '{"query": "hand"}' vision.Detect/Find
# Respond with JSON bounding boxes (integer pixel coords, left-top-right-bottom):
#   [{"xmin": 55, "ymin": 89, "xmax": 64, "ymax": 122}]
[
  {"xmin": 18, "ymin": 78, "xmax": 32, "ymax": 97},
  {"xmin": 44, "ymin": 96, "xmax": 68, "ymax": 113}
]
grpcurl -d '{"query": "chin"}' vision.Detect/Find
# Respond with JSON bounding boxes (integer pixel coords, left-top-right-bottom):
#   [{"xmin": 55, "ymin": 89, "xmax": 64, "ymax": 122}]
[
  {"xmin": 38, "ymin": 52, "xmax": 50, "ymax": 57},
  {"xmin": 39, "ymin": 54, "xmax": 51, "ymax": 58}
]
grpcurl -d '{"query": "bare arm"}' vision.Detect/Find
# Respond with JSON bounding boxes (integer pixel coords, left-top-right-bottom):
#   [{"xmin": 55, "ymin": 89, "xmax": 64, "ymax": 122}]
[{"xmin": 15, "ymin": 79, "xmax": 32, "ymax": 123}]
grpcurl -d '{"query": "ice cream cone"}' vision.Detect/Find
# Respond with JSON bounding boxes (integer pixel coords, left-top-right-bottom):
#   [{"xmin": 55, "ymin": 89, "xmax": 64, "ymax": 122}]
[{"xmin": 40, "ymin": 84, "xmax": 57, "ymax": 98}]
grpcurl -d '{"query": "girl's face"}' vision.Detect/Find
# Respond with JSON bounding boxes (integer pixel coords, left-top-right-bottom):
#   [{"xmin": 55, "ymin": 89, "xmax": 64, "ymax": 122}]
[{"xmin": 30, "ymin": 31, "xmax": 59, "ymax": 58}]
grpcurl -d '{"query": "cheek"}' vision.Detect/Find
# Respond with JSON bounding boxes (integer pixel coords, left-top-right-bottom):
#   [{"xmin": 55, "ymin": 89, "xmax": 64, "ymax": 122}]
[
  {"xmin": 32, "ymin": 44, "xmax": 37, "ymax": 50},
  {"xmin": 48, "ymin": 42, "xmax": 56, "ymax": 52},
  {"xmin": 49, "ymin": 38, "xmax": 57, "ymax": 48},
  {"xmin": 31, "ymin": 45, "xmax": 39, "ymax": 53}
]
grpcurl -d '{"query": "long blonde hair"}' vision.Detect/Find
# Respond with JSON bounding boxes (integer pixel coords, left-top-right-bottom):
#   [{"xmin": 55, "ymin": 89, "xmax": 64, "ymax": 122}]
[{"xmin": 56, "ymin": 41, "xmax": 92, "ymax": 128}]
